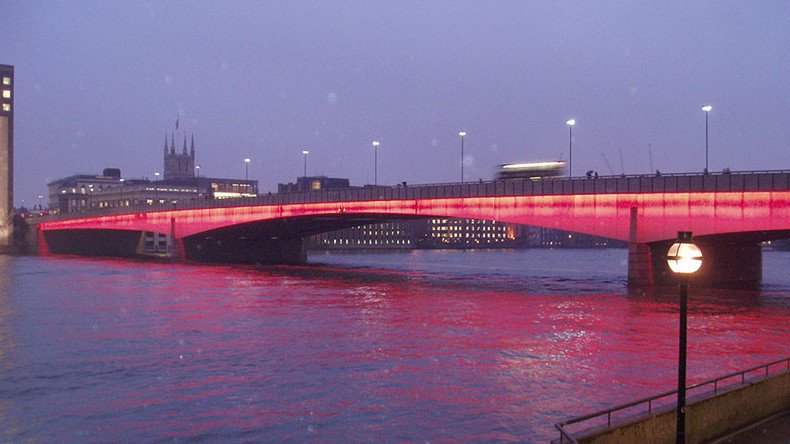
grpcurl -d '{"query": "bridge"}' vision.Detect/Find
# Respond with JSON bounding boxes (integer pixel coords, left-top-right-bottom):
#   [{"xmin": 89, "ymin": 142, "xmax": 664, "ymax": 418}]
[{"xmin": 29, "ymin": 170, "xmax": 790, "ymax": 288}]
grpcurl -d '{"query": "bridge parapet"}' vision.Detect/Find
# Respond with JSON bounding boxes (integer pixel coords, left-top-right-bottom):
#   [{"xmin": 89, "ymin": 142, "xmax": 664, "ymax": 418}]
[
  {"xmin": 29, "ymin": 170, "xmax": 790, "ymax": 223},
  {"xmin": 28, "ymin": 170, "xmax": 790, "ymax": 286}
]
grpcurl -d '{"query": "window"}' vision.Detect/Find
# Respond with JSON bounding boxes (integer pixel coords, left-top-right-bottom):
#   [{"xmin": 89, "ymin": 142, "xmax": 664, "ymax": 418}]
[
  {"xmin": 2, "ymin": 90, "xmax": 9, "ymax": 98},
  {"xmin": 1, "ymin": 104, "xmax": 9, "ymax": 112},
  {"xmin": 2, "ymin": 77, "xmax": 9, "ymax": 85}
]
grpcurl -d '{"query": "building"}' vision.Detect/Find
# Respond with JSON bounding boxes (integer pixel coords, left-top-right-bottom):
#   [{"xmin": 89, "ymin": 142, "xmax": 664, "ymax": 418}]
[
  {"xmin": 308, "ymin": 220, "xmax": 416, "ymax": 250},
  {"xmin": 278, "ymin": 176, "xmax": 351, "ymax": 193},
  {"xmin": 306, "ymin": 217, "xmax": 627, "ymax": 251},
  {"xmin": 0, "ymin": 64, "xmax": 13, "ymax": 252},
  {"xmin": 530, "ymin": 227, "xmax": 627, "ymax": 248},
  {"xmin": 306, "ymin": 218, "xmax": 530, "ymax": 250},
  {"xmin": 413, "ymin": 218, "xmax": 528, "ymax": 248},
  {"xmin": 48, "ymin": 168, "xmax": 127, "ymax": 212},
  {"xmin": 47, "ymin": 133, "xmax": 258, "ymax": 213}
]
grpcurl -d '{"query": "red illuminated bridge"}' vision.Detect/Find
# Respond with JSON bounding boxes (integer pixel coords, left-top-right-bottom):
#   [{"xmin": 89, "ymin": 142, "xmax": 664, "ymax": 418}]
[{"xmin": 31, "ymin": 170, "xmax": 790, "ymax": 288}]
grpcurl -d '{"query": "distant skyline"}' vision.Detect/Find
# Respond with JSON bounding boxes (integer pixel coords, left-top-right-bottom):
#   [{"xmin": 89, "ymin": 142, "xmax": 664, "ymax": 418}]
[{"xmin": 4, "ymin": 1, "xmax": 789, "ymax": 207}]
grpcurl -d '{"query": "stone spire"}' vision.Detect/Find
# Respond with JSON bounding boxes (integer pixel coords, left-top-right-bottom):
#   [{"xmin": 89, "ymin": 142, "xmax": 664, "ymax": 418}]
[
  {"xmin": 182, "ymin": 135, "xmax": 187, "ymax": 154},
  {"xmin": 164, "ymin": 134, "xmax": 168, "ymax": 155},
  {"xmin": 190, "ymin": 134, "xmax": 195, "ymax": 158},
  {"xmin": 170, "ymin": 133, "xmax": 175, "ymax": 154}
]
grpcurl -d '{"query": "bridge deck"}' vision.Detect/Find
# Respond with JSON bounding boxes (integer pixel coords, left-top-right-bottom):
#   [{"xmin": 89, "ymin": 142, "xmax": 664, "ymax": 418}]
[{"xmin": 32, "ymin": 170, "xmax": 790, "ymax": 223}]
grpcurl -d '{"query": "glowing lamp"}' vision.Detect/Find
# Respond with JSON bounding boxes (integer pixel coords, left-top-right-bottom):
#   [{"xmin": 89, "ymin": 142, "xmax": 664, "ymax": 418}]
[
  {"xmin": 666, "ymin": 231, "xmax": 702, "ymax": 274},
  {"xmin": 701, "ymin": 105, "xmax": 712, "ymax": 112},
  {"xmin": 667, "ymin": 230, "xmax": 702, "ymax": 443},
  {"xmin": 458, "ymin": 131, "xmax": 467, "ymax": 137},
  {"xmin": 566, "ymin": 119, "xmax": 576, "ymax": 126}
]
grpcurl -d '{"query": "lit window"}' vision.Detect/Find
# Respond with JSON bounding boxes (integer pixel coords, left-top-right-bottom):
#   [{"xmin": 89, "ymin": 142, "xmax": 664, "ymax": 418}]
[
  {"xmin": 1, "ymin": 104, "xmax": 9, "ymax": 112},
  {"xmin": 2, "ymin": 77, "xmax": 9, "ymax": 85},
  {"xmin": 2, "ymin": 90, "xmax": 9, "ymax": 98}
]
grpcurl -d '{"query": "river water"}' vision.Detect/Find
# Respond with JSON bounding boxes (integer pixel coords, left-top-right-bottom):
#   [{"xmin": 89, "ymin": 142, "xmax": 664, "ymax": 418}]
[{"xmin": 0, "ymin": 249, "xmax": 788, "ymax": 442}]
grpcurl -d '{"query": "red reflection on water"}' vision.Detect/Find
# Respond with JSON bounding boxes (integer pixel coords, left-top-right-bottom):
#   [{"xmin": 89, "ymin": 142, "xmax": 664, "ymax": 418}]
[{"xmin": 0, "ymin": 255, "xmax": 787, "ymax": 441}]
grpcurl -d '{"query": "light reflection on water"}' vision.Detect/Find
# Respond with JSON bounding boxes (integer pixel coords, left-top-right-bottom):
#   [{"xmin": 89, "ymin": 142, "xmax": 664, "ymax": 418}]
[{"xmin": 0, "ymin": 249, "xmax": 787, "ymax": 442}]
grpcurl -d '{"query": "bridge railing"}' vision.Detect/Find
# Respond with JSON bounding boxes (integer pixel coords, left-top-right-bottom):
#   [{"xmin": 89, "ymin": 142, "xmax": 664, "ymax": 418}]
[
  {"xmin": 553, "ymin": 357, "xmax": 790, "ymax": 443},
  {"xmin": 30, "ymin": 170, "xmax": 790, "ymax": 223}
]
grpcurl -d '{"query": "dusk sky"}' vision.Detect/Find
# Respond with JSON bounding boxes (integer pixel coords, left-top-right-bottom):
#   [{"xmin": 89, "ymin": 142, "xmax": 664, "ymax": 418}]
[{"xmin": 4, "ymin": 1, "xmax": 789, "ymax": 207}]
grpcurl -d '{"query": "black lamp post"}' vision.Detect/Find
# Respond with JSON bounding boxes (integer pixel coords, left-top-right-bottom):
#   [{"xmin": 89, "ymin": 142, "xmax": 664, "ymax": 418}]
[
  {"xmin": 372, "ymin": 141, "xmax": 380, "ymax": 186},
  {"xmin": 458, "ymin": 131, "xmax": 467, "ymax": 183},
  {"xmin": 701, "ymin": 105, "xmax": 712, "ymax": 173},
  {"xmin": 153, "ymin": 172, "xmax": 160, "ymax": 205},
  {"xmin": 195, "ymin": 165, "xmax": 201, "ymax": 199},
  {"xmin": 666, "ymin": 231, "xmax": 703, "ymax": 444},
  {"xmin": 565, "ymin": 119, "xmax": 576, "ymax": 177},
  {"xmin": 302, "ymin": 150, "xmax": 309, "ymax": 180}
]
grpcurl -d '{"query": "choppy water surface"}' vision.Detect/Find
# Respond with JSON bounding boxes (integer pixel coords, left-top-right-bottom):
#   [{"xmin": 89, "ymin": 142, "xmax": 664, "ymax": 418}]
[{"xmin": 0, "ymin": 249, "xmax": 788, "ymax": 442}]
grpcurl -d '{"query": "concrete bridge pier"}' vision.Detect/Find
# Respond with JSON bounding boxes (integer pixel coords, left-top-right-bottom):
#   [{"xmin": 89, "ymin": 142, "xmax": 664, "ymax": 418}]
[
  {"xmin": 627, "ymin": 242, "xmax": 654, "ymax": 287},
  {"xmin": 169, "ymin": 217, "xmax": 184, "ymax": 259},
  {"xmin": 627, "ymin": 207, "xmax": 655, "ymax": 287},
  {"xmin": 646, "ymin": 237, "xmax": 762, "ymax": 289},
  {"xmin": 628, "ymin": 237, "xmax": 763, "ymax": 289},
  {"xmin": 182, "ymin": 235, "xmax": 307, "ymax": 265},
  {"xmin": 626, "ymin": 206, "xmax": 762, "ymax": 289}
]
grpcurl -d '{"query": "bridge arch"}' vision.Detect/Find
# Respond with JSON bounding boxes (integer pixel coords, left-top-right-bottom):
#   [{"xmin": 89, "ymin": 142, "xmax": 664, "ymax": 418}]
[{"xmin": 33, "ymin": 174, "xmax": 790, "ymax": 288}]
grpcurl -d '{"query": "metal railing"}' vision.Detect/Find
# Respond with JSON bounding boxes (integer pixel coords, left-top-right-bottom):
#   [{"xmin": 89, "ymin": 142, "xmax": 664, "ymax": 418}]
[
  {"xmin": 29, "ymin": 169, "xmax": 790, "ymax": 224},
  {"xmin": 554, "ymin": 357, "xmax": 790, "ymax": 443}
]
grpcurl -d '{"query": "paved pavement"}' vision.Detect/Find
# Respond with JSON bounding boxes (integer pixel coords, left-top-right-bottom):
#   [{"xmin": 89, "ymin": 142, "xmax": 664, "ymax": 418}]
[{"xmin": 713, "ymin": 410, "xmax": 790, "ymax": 444}]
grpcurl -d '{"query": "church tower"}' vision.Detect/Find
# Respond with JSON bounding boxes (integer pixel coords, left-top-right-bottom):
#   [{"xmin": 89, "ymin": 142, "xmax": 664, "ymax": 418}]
[{"xmin": 164, "ymin": 132, "xmax": 195, "ymax": 180}]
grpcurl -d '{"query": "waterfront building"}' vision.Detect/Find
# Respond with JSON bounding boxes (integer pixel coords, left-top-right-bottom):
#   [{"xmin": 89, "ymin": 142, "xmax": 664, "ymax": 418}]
[
  {"xmin": 47, "ymin": 134, "xmax": 257, "ymax": 213},
  {"xmin": 306, "ymin": 218, "xmax": 529, "ymax": 250},
  {"xmin": 0, "ymin": 64, "xmax": 13, "ymax": 251},
  {"xmin": 306, "ymin": 218, "xmax": 622, "ymax": 251},
  {"xmin": 413, "ymin": 218, "xmax": 527, "ymax": 248},
  {"xmin": 532, "ymin": 226, "xmax": 627, "ymax": 248},
  {"xmin": 308, "ymin": 220, "xmax": 415, "ymax": 250}
]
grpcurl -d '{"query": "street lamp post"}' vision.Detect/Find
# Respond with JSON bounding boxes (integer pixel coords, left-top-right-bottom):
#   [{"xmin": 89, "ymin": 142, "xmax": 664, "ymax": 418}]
[
  {"xmin": 372, "ymin": 141, "xmax": 380, "ymax": 186},
  {"xmin": 702, "ymin": 105, "xmax": 712, "ymax": 173},
  {"xmin": 153, "ymin": 172, "xmax": 160, "ymax": 205},
  {"xmin": 458, "ymin": 131, "xmax": 467, "ymax": 183},
  {"xmin": 566, "ymin": 119, "xmax": 576, "ymax": 177},
  {"xmin": 244, "ymin": 158, "xmax": 251, "ymax": 180},
  {"xmin": 666, "ymin": 231, "xmax": 703, "ymax": 444},
  {"xmin": 195, "ymin": 165, "xmax": 201, "ymax": 199},
  {"xmin": 302, "ymin": 150, "xmax": 309, "ymax": 180}
]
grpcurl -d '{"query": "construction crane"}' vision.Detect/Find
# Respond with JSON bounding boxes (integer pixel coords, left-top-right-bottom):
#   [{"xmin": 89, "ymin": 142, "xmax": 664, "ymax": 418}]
[{"xmin": 600, "ymin": 153, "xmax": 614, "ymax": 175}]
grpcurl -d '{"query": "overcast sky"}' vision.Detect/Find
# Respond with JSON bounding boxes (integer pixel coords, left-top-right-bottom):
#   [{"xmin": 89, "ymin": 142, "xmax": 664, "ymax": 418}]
[{"xmin": 4, "ymin": 1, "xmax": 789, "ymax": 206}]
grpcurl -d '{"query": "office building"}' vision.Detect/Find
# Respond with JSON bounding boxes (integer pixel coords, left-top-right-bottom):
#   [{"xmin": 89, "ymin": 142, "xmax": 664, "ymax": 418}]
[
  {"xmin": 306, "ymin": 218, "xmax": 529, "ymax": 250},
  {"xmin": 278, "ymin": 176, "xmax": 351, "ymax": 193},
  {"xmin": 0, "ymin": 64, "xmax": 13, "ymax": 252}
]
